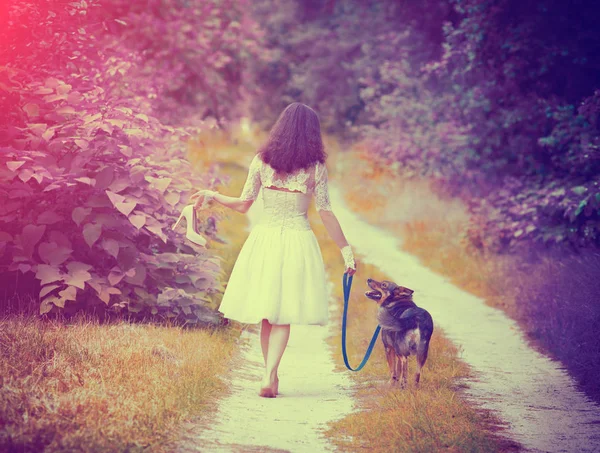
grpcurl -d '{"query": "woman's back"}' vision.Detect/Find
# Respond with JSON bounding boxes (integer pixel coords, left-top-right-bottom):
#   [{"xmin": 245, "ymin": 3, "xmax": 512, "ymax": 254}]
[{"xmin": 240, "ymin": 154, "xmax": 333, "ymax": 232}]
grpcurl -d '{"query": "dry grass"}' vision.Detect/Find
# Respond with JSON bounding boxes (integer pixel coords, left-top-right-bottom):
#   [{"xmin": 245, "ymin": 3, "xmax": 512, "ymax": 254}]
[
  {"xmin": 306, "ymin": 151, "xmax": 515, "ymax": 452},
  {"xmin": 0, "ymin": 314, "xmax": 238, "ymax": 452}
]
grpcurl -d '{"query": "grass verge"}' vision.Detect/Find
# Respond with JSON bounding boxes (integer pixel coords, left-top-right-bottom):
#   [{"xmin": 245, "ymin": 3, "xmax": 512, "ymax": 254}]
[
  {"xmin": 0, "ymin": 314, "xmax": 238, "ymax": 452},
  {"xmin": 306, "ymin": 161, "xmax": 517, "ymax": 451}
]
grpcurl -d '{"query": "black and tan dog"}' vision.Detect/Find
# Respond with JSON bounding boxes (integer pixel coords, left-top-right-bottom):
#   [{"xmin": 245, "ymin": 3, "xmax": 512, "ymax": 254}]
[{"xmin": 365, "ymin": 278, "xmax": 434, "ymax": 388}]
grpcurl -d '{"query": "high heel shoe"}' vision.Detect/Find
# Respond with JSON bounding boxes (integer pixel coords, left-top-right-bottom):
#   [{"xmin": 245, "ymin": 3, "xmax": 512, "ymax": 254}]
[{"xmin": 172, "ymin": 205, "xmax": 207, "ymax": 246}]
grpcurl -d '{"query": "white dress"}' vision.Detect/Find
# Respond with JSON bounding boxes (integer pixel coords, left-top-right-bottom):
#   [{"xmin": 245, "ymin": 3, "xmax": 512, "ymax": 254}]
[{"xmin": 217, "ymin": 154, "xmax": 333, "ymax": 326}]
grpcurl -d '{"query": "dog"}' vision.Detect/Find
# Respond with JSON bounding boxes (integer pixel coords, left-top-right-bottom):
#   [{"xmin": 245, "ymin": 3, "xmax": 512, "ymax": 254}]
[{"xmin": 365, "ymin": 278, "xmax": 434, "ymax": 388}]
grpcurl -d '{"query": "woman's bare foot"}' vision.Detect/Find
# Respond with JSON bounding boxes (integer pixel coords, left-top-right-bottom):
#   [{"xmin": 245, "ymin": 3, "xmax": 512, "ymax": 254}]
[
  {"xmin": 259, "ymin": 386, "xmax": 276, "ymax": 398},
  {"xmin": 259, "ymin": 379, "xmax": 276, "ymax": 398},
  {"xmin": 259, "ymin": 371, "xmax": 278, "ymax": 398}
]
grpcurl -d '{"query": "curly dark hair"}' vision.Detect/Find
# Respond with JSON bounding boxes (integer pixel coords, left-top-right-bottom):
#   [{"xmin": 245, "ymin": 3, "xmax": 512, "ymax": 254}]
[{"xmin": 258, "ymin": 102, "xmax": 327, "ymax": 173}]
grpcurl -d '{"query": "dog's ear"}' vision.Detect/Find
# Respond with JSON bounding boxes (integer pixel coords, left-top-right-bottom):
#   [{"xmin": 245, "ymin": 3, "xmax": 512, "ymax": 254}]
[{"xmin": 394, "ymin": 286, "xmax": 414, "ymax": 297}]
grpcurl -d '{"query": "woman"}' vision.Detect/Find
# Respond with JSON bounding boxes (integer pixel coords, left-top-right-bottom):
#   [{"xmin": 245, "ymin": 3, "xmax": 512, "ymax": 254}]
[{"xmin": 190, "ymin": 103, "xmax": 357, "ymax": 398}]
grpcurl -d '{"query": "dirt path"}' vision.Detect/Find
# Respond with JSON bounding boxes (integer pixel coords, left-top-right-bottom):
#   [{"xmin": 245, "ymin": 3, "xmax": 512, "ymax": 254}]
[
  {"xmin": 172, "ymin": 194, "xmax": 357, "ymax": 453},
  {"xmin": 328, "ymin": 183, "xmax": 600, "ymax": 453}
]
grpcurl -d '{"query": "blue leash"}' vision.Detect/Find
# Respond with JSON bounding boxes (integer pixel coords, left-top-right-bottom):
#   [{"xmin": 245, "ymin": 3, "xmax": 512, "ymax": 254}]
[{"xmin": 341, "ymin": 273, "xmax": 381, "ymax": 371}]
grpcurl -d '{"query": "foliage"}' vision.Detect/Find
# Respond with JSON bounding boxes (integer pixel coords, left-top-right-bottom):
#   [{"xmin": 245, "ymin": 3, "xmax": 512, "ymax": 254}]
[
  {"xmin": 466, "ymin": 174, "xmax": 600, "ymax": 252},
  {"xmin": 427, "ymin": 0, "xmax": 600, "ymax": 250},
  {"xmin": 249, "ymin": 0, "xmax": 452, "ymax": 132},
  {"xmin": 0, "ymin": 0, "xmax": 265, "ymax": 320}
]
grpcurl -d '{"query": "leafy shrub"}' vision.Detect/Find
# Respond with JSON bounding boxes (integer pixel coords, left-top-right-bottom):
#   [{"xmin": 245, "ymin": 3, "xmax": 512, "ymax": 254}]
[
  {"xmin": 466, "ymin": 90, "xmax": 600, "ymax": 251},
  {"xmin": 0, "ymin": 0, "xmax": 264, "ymax": 322}
]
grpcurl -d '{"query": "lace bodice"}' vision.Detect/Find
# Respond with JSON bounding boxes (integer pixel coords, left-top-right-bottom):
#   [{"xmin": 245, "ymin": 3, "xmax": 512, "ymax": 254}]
[
  {"xmin": 240, "ymin": 154, "xmax": 333, "ymax": 211},
  {"xmin": 239, "ymin": 154, "xmax": 333, "ymax": 232}
]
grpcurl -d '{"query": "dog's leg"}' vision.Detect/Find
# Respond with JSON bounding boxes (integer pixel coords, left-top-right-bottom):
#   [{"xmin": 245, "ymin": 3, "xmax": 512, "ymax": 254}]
[
  {"xmin": 401, "ymin": 356, "xmax": 409, "ymax": 388},
  {"xmin": 385, "ymin": 345, "xmax": 398, "ymax": 385},
  {"xmin": 396, "ymin": 356, "xmax": 408, "ymax": 389},
  {"xmin": 394, "ymin": 354, "xmax": 404, "ymax": 388},
  {"xmin": 392, "ymin": 354, "xmax": 400, "ymax": 387},
  {"xmin": 415, "ymin": 340, "xmax": 430, "ymax": 386}
]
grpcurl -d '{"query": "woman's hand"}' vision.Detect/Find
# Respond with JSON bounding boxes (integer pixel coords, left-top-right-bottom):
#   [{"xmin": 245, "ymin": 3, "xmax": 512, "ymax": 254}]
[
  {"xmin": 190, "ymin": 190, "xmax": 216, "ymax": 210},
  {"xmin": 345, "ymin": 263, "xmax": 357, "ymax": 276},
  {"xmin": 341, "ymin": 245, "xmax": 357, "ymax": 276}
]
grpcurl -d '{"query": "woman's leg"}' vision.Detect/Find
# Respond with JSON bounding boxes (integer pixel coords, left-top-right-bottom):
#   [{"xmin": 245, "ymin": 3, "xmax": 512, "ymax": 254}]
[
  {"xmin": 260, "ymin": 323, "xmax": 290, "ymax": 397},
  {"xmin": 260, "ymin": 319, "xmax": 280, "ymax": 395},
  {"xmin": 260, "ymin": 319, "xmax": 272, "ymax": 365}
]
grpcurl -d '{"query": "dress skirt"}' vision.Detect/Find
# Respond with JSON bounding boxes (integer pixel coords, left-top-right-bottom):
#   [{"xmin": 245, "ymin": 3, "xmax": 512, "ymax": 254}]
[{"xmin": 217, "ymin": 223, "xmax": 329, "ymax": 326}]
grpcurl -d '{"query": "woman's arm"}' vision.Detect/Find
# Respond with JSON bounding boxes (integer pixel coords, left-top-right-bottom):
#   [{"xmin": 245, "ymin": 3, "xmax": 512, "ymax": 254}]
[
  {"xmin": 211, "ymin": 193, "xmax": 253, "ymax": 214},
  {"xmin": 191, "ymin": 154, "xmax": 261, "ymax": 214},
  {"xmin": 319, "ymin": 209, "xmax": 356, "ymax": 275},
  {"xmin": 315, "ymin": 162, "xmax": 356, "ymax": 275},
  {"xmin": 319, "ymin": 210, "xmax": 350, "ymax": 249}
]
